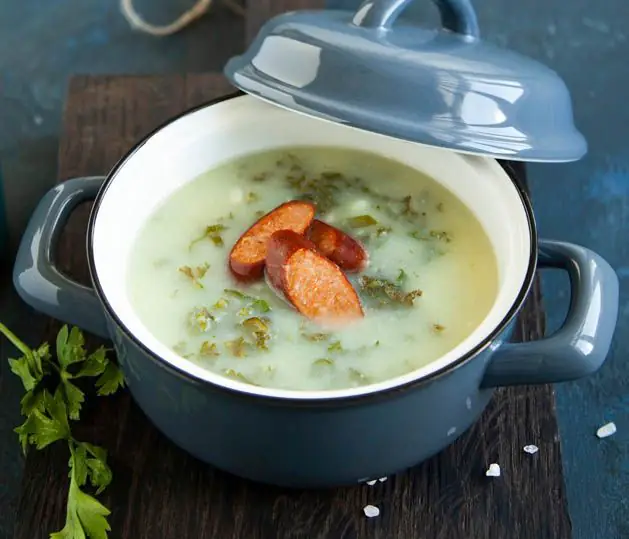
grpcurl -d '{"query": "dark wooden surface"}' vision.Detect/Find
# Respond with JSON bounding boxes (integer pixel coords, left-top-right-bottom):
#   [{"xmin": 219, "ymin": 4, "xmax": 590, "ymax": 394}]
[{"xmin": 11, "ymin": 72, "xmax": 572, "ymax": 539}]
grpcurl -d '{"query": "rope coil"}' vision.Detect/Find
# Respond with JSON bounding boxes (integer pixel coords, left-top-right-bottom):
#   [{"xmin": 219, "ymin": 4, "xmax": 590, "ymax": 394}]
[{"xmin": 120, "ymin": 0, "xmax": 244, "ymax": 36}]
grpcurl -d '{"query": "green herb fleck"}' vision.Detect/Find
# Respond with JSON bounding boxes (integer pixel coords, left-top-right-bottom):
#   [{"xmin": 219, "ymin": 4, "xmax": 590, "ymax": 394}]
[
  {"xmin": 327, "ymin": 340, "xmax": 343, "ymax": 353},
  {"xmin": 223, "ymin": 369, "xmax": 257, "ymax": 385},
  {"xmin": 0, "ymin": 322, "xmax": 124, "ymax": 539},
  {"xmin": 302, "ymin": 332, "xmax": 330, "ymax": 342},
  {"xmin": 436, "ymin": 202, "xmax": 445, "ymax": 212},
  {"xmin": 246, "ymin": 192, "xmax": 259, "ymax": 204},
  {"xmin": 178, "ymin": 263, "xmax": 209, "ymax": 288},
  {"xmin": 429, "ymin": 230, "xmax": 452, "ymax": 243},
  {"xmin": 359, "ymin": 275, "xmax": 423, "ymax": 307},
  {"xmin": 251, "ymin": 299, "xmax": 271, "ymax": 313},
  {"xmin": 397, "ymin": 269, "xmax": 407, "ymax": 283},
  {"xmin": 409, "ymin": 230, "xmax": 429, "ymax": 241},
  {"xmin": 189, "ymin": 224, "xmax": 227, "ymax": 249},
  {"xmin": 224, "ymin": 337, "xmax": 249, "ymax": 358},
  {"xmin": 189, "ymin": 307, "xmax": 215, "ymax": 332},
  {"xmin": 242, "ymin": 317, "xmax": 270, "ymax": 333},
  {"xmin": 401, "ymin": 195, "xmax": 417, "ymax": 216},
  {"xmin": 313, "ymin": 358, "xmax": 334, "ymax": 367},
  {"xmin": 432, "ymin": 323, "xmax": 445, "ymax": 333},
  {"xmin": 213, "ymin": 298, "xmax": 229, "ymax": 309},
  {"xmin": 347, "ymin": 215, "xmax": 378, "ymax": 228},
  {"xmin": 200, "ymin": 341, "xmax": 220, "ymax": 357},
  {"xmin": 285, "ymin": 170, "xmax": 352, "ymax": 213},
  {"xmin": 224, "ymin": 288, "xmax": 248, "ymax": 299},
  {"xmin": 224, "ymin": 289, "xmax": 271, "ymax": 314},
  {"xmin": 242, "ymin": 317, "xmax": 271, "ymax": 351},
  {"xmin": 253, "ymin": 172, "xmax": 268, "ymax": 182}
]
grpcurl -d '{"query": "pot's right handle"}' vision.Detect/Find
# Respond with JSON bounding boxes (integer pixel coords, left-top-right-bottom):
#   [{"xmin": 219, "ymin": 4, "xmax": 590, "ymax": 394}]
[
  {"xmin": 13, "ymin": 176, "xmax": 110, "ymax": 339},
  {"xmin": 481, "ymin": 240, "xmax": 619, "ymax": 388}
]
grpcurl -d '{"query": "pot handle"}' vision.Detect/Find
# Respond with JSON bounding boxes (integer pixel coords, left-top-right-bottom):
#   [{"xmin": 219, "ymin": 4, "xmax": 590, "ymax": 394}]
[
  {"xmin": 481, "ymin": 240, "xmax": 619, "ymax": 388},
  {"xmin": 13, "ymin": 176, "xmax": 109, "ymax": 339},
  {"xmin": 352, "ymin": 0, "xmax": 480, "ymax": 39}
]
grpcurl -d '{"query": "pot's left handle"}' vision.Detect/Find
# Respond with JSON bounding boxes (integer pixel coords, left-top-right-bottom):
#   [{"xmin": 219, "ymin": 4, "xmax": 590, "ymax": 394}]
[
  {"xmin": 13, "ymin": 176, "xmax": 109, "ymax": 339},
  {"xmin": 481, "ymin": 240, "xmax": 619, "ymax": 388}
]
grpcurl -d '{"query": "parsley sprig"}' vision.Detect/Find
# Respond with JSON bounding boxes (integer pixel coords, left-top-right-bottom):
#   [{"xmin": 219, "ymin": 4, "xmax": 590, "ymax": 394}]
[{"xmin": 1, "ymin": 322, "xmax": 125, "ymax": 539}]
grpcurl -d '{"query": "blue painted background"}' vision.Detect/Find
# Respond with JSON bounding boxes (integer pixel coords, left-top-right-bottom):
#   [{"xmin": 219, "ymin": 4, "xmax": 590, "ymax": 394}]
[{"xmin": 0, "ymin": 0, "xmax": 627, "ymax": 537}]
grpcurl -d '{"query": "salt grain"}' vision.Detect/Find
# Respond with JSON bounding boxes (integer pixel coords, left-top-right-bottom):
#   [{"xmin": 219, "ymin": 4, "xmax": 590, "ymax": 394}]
[
  {"xmin": 485, "ymin": 463, "xmax": 501, "ymax": 477},
  {"xmin": 378, "ymin": 476, "xmax": 387, "ymax": 483},
  {"xmin": 366, "ymin": 480, "xmax": 377, "ymax": 486},
  {"xmin": 523, "ymin": 445, "xmax": 539, "ymax": 454},
  {"xmin": 363, "ymin": 505, "xmax": 380, "ymax": 518},
  {"xmin": 596, "ymin": 422, "xmax": 617, "ymax": 439}
]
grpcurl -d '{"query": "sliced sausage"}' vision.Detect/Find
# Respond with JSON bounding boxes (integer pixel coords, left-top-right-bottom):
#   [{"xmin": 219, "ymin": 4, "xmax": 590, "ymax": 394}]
[
  {"xmin": 266, "ymin": 230, "xmax": 364, "ymax": 326},
  {"xmin": 229, "ymin": 200, "xmax": 316, "ymax": 281},
  {"xmin": 308, "ymin": 219, "xmax": 368, "ymax": 272}
]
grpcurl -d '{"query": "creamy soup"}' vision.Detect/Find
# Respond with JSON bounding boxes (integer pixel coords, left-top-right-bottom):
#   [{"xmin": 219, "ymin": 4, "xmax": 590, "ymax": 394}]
[{"xmin": 127, "ymin": 147, "xmax": 498, "ymax": 390}]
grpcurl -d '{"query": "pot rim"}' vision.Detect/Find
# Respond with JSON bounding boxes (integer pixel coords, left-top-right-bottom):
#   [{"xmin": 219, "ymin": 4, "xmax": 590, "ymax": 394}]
[{"xmin": 86, "ymin": 92, "xmax": 539, "ymax": 406}]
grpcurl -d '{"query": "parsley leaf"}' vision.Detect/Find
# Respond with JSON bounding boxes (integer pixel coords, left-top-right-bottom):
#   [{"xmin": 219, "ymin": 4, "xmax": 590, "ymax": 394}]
[
  {"xmin": 57, "ymin": 326, "xmax": 87, "ymax": 369},
  {"xmin": 75, "ymin": 348, "xmax": 109, "ymax": 378},
  {"xmin": 8, "ymin": 356, "xmax": 39, "ymax": 391},
  {"xmin": 95, "ymin": 362, "xmax": 125, "ymax": 396},
  {"xmin": 14, "ymin": 404, "xmax": 69, "ymax": 452},
  {"xmin": 51, "ymin": 444, "xmax": 111, "ymax": 539},
  {"xmin": 61, "ymin": 379, "xmax": 85, "ymax": 421},
  {"xmin": 81, "ymin": 442, "xmax": 113, "ymax": 494},
  {"xmin": 1, "ymin": 322, "xmax": 126, "ymax": 538}
]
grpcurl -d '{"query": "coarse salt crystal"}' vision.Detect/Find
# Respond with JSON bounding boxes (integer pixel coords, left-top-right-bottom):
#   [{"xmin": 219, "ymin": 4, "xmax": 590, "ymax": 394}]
[
  {"xmin": 523, "ymin": 445, "xmax": 539, "ymax": 454},
  {"xmin": 366, "ymin": 479, "xmax": 377, "ymax": 486},
  {"xmin": 378, "ymin": 476, "xmax": 387, "ymax": 483},
  {"xmin": 596, "ymin": 422, "xmax": 617, "ymax": 439},
  {"xmin": 485, "ymin": 463, "xmax": 501, "ymax": 477},
  {"xmin": 363, "ymin": 505, "xmax": 380, "ymax": 518}
]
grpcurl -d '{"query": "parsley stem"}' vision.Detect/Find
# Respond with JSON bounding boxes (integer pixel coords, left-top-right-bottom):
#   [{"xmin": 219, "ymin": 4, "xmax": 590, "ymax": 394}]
[{"xmin": 0, "ymin": 321, "xmax": 32, "ymax": 357}]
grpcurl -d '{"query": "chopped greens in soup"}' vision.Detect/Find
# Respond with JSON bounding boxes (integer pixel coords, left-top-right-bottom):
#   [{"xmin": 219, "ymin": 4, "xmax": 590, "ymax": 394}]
[{"xmin": 127, "ymin": 148, "xmax": 498, "ymax": 390}]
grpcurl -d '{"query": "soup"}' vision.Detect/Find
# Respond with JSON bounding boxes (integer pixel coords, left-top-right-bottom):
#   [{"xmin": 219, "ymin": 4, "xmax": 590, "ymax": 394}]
[{"xmin": 127, "ymin": 147, "xmax": 498, "ymax": 391}]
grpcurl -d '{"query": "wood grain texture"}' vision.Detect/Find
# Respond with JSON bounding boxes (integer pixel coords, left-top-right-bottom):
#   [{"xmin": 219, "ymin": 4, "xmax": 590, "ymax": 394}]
[{"xmin": 11, "ymin": 73, "xmax": 572, "ymax": 539}]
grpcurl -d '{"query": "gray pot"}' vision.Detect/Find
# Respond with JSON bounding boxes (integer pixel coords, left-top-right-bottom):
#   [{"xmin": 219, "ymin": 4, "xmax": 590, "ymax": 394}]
[{"xmin": 13, "ymin": 95, "xmax": 619, "ymax": 487}]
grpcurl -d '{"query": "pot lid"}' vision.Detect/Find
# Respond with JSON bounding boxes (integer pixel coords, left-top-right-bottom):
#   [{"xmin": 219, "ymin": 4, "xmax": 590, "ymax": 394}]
[{"xmin": 225, "ymin": 0, "xmax": 586, "ymax": 162}]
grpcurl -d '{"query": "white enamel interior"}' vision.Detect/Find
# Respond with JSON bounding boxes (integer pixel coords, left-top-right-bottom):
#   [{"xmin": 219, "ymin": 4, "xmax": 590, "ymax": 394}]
[{"xmin": 92, "ymin": 95, "xmax": 532, "ymax": 400}]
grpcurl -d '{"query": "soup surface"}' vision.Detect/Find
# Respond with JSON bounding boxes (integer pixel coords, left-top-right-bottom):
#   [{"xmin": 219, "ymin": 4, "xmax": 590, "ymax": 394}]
[{"xmin": 128, "ymin": 147, "xmax": 498, "ymax": 390}]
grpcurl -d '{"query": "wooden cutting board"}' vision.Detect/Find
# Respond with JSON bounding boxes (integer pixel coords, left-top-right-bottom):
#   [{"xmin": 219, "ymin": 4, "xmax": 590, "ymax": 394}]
[{"xmin": 10, "ymin": 3, "xmax": 572, "ymax": 538}]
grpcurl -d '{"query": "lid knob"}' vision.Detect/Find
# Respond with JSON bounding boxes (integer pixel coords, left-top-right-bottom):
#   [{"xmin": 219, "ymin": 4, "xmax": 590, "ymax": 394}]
[
  {"xmin": 225, "ymin": 0, "xmax": 587, "ymax": 163},
  {"xmin": 353, "ymin": 0, "xmax": 479, "ymax": 39}
]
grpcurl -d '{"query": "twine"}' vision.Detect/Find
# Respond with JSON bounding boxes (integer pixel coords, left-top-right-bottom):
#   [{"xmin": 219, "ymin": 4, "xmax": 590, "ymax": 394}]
[{"xmin": 120, "ymin": 0, "xmax": 245, "ymax": 37}]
